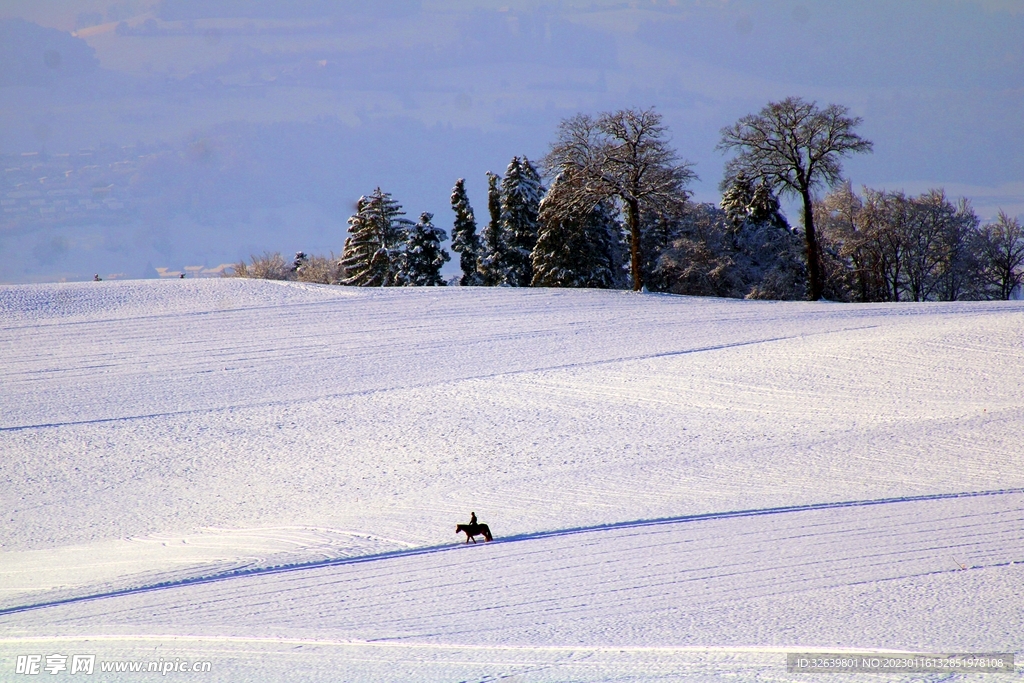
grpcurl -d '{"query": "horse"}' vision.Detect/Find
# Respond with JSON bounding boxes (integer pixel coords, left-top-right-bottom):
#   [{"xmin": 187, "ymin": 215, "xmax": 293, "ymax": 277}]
[{"xmin": 456, "ymin": 522, "xmax": 493, "ymax": 543}]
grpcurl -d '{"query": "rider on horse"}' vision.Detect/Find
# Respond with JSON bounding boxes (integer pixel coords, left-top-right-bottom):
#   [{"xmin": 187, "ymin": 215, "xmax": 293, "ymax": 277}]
[{"xmin": 457, "ymin": 512, "xmax": 492, "ymax": 543}]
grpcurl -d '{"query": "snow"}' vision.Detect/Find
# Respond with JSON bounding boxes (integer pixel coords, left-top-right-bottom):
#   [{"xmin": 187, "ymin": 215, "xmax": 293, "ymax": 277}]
[{"xmin": 1, "ymin": 278, "xmax": 1022, "ymax": 681}]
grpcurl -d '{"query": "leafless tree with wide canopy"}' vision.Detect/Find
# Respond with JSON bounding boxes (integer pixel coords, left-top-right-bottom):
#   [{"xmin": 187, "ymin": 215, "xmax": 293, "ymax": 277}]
[
  {"xmin": 543, "ymin": 108, "xmax": 696, "ymax": 291},
  {"xmin": 718, "ymin": 97, "xmax": 872, "ymax": 300}
]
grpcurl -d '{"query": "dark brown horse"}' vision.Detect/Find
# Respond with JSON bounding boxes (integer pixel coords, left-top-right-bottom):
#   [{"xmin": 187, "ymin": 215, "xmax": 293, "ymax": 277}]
[{"xmin": 456, "ymin": 522, "xmax": 493, "ymax": 543}]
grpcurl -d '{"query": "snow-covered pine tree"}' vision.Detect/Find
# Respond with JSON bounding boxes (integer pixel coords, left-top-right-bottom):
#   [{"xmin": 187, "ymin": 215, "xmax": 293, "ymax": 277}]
[
  {"xmin": 449, "ymin": 179, "xmax": 484, "ymax": 286},
  {"xmin": 531, "ymin": 173, "xmax": 622, "ymax": 288},
  {"xmin": 498, "ymin": 156, "xmax": 543, "ymax": 286},
  {"xmin": 339, "ymin": 197, "xmax": 377, "ymax": 285},
  {"xmin": 720, "ymin": 172, "xmax": 757, "ymax": 229},
  {"xmin": 716, "ymin": 174, "xmax": 804, "ymax": 299},
  {"xmin": 477, "ymin": 171, "xmax": 505, "ymax": 286},
  {"xmin": 402, "ymin": 212, "xmax": 450, "ymax": 286},
  {"xmin": 339, "ymin": 188, "xmax": 413, "ymax": 287},
  {"xmin": 748, "ymin": 179, "xmax": 792, "ymax": 233}
]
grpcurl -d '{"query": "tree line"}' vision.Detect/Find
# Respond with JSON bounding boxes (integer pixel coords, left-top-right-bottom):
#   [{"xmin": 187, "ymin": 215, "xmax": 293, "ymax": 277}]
[{"xmin": 231, "ymin": 97, "xmax": 1024, "ymax": 301}]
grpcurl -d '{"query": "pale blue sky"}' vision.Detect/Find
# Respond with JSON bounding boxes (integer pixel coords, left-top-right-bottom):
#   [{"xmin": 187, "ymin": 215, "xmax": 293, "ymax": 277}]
[{"xmin": 1, "ymin": 1, "xmax": 1022, "ymax": 281}]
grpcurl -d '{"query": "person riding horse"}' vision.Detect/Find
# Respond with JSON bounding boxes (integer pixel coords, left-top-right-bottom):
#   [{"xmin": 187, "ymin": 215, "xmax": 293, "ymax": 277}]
[{"xmin": 456, "ymin": 512, "xmax": 492, "ymax": 543}]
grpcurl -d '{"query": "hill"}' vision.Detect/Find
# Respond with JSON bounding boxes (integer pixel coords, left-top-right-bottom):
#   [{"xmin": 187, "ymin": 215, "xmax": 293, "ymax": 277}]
[{"xmin": 1, "ymin": 280, "xmax": 1022, "ymax": 680}]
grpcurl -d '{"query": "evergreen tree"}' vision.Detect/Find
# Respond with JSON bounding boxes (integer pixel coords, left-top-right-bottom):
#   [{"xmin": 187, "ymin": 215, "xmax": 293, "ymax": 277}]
[
  {"xmin": 532, "ymin": 173, "xmax": 622, "ymax": 288},
  {"xmin": 720, "ymin": 172, "xmax": 757, "ymax": 228},
  {"xmin": 487, "ymin": 170, "xmax": 502, "ymax": 240},
  {"xmin": 717, "ymin": 174, "xmax": 804, "ymax": 299},
  {"xmin": 498, "ymin": 156, "xmax": 543, "ymax": 286},
  {"xmin": 478, "ymin": 171, "xmax": 505, "ymax": 285},
  {"xmin": 658, "ymin": 182, "xmax": 805, "ymax": 301},
  {"xmin": 748, "ymin": 179, "xmax": 790, "ymax": 233},
  {"xmin": 449, "ymin": 179, "xmax": 484, "ymax": 286},
  {"xmin": 657, "ymin": 203, "xmax": 740, "ymax": 298},
  {"xmin": 721, "ymin": 173, "xmax": 790, "ymax": 233},
  {"xmin": 339, "ymin": 188, "xmax": 412, "ymax": 287},
  {"xmin": 402, "ymin": 212, "xmax": 450, "ymax": 286}
]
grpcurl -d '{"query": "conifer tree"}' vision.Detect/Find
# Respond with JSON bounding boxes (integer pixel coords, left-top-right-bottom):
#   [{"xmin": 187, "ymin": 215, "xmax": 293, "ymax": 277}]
[
  {"xmin": 748, "ymin": 179, "xmax": 790, "ymax": 233},
  {"xmin": 487, "ymin": 170, "xmax": 502, "ymax": 241},
  {"xmin": 402, "ymin": 212, "xmax": 450, "ymax": 286},
  {"xmin": 532, "ymin": 173, "xmax": 622, "ymax": 288},
  {"xmin": 449, "ymin": 179, "xmax": 484, "ymax": 286},
  {"xmin": 498, "ymin": 156, "xmax": 543, "ymax": 286},
  {"xmin": 339, "ymin": 188, "xmax": 412, "ymax": 287},
  {"xmin": 720, "ymin": 172, "xmax": 757, "ymax": 229},
  {"xmin": 715, "ymin": 174, "xmax": 804, "ymax": 299},
  {"xmin": 721, "ymin": 173, "xmax": 791, "ymax": 235},
  {"xmin": 478, "ymin": 171, "xmax": 505, "ymax": 285}
]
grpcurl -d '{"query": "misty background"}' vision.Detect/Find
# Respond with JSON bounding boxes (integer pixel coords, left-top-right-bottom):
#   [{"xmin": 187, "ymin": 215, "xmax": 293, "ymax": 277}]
[{"xmin": 1, "ymin": 0, "xmax": 1022, "ymax": 283}]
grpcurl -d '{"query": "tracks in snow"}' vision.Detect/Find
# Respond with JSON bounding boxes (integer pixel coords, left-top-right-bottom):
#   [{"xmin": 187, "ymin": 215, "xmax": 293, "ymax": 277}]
[
  {"xmin": 0, "ymin": 325, "xmax": 878, "ymax": 433},
  {"xmin": 3, "ymin": 487, "xmax": 1021, "ymax": 621}
]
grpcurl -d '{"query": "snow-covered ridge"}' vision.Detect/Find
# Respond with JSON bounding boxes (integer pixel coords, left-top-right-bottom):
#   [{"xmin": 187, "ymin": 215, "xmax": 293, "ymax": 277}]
[{"xmin": 0, "ymin": 278, "xmax": 354, "ymax": 327}]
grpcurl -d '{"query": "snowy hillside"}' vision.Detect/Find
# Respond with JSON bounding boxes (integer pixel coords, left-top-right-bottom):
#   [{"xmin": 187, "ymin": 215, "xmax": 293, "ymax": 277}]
[{"xmin": 1, "ymin": 279, "xmax": 1022, "ymax": 681}]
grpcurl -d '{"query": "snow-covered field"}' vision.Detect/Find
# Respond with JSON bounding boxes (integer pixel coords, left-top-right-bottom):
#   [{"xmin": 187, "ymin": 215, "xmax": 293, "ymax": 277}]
[{"xmin": 1, "ymin": 279, "xmax": 1022, "ymax": 681}]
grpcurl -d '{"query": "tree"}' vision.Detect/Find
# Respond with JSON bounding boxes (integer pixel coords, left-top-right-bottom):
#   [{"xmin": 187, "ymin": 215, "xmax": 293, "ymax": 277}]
[
  {"xmin": 402, "ymin": 212, "xmax": 450, "ymax": 286},
  {"xmin": 478, "ymin": 171, "xmax": 505, "ymax": 286},
  {"xmin": 863, "ymin": 189, "xmax": 911, "ymax": 301},
  {"xmin": 979, "ymin": 211, "xmax": 1024, "ymax": 299},
  {"xmin": 497, "ymin": 156, "xmax": 543, "ymax": 286},
  {"xmin": 656, "ymin": 196, "xmax": 804, "ymax": 300},
  {"xmin": 720, "ymin": 172, "xmax": 792, "ymax": 235},
  {"xmin": 748, "ymin": 179, "xmax": 791, "ymax": 234},
  {"xmin": 544, "ymin": 107, "xmax": 696, "ymax": 291},
  {"xmin": 911, "ymin": 191, "xmax": 980, "ymax": 302},
  {"xmin": 817, "ymin": 185, "xmax": 988, "ymax": 302},
  {"xmin": 656, "ymin": 204, "xmax": 738, "ymax": 297},
  {"xmin": 339, "ymin": 188, "xmax": 412, "ymax": 287},
  {"xmin": 720, "ymin": 171, "xmax": 757, "ymax": 229},
  {"xmin": 639, "ymin": 204, "xmax": 687, "ymax": 291},
  {"xmin": 710, "ymin": 174, "xmax": 804, "ymax": 299},
  {"xmin": 816, "ymin": 181, "xmax": 871, "ymax": 301},
  {"xmin": 449, "ymin": 178, "xmax": 484, "ymax": 286},
  {"xmin": 718, "ymin": 97, "xmax": 872, "ymax": 300},
  {"xmin": 531, "ymin": 172, "xmax": 623, "ymax": 288}
]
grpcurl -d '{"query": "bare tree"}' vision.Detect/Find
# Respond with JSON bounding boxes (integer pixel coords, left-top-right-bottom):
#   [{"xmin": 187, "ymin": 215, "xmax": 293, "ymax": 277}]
[
  {"xmin": 543, "ymin": 108, "xmax": 696, "ymax": 291},
  {"xmin": 227, "ymin": 252, "xmax": 290, "ymax": 280},
  {"xmin": 718, "ymin": 97, "xmax": 872, "ymax": 300},
  {"xmin": 928, "ymin": 194, "xmax": 981, "ymax": 302},
  {"xmin": 819, "ymin": 184, "xmax": 990, "ymax": 302},
  {"xmin": 980, "ymin": 211, "xmax": 1024, "ymax": 299}
]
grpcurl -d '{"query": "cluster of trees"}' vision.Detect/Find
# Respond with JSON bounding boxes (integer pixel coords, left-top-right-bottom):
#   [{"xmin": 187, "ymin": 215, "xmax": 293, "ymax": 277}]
[
  {"xmin": 817, "ymin": 185, "xmax": 1024, "ymax": 301},
  {"xmin": 231, "ymin": 98, "xmax": 1024, "ymax": 301},
  {"xmin": 339, "ymin": 190, "xmax": 450, "ymax": 287}
]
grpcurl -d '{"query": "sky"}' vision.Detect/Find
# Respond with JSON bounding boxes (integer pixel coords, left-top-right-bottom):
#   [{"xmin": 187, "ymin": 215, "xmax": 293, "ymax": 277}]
[{"xmin": 1, "ymin": 0, "xmax": 1022, "ymax": 282}]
